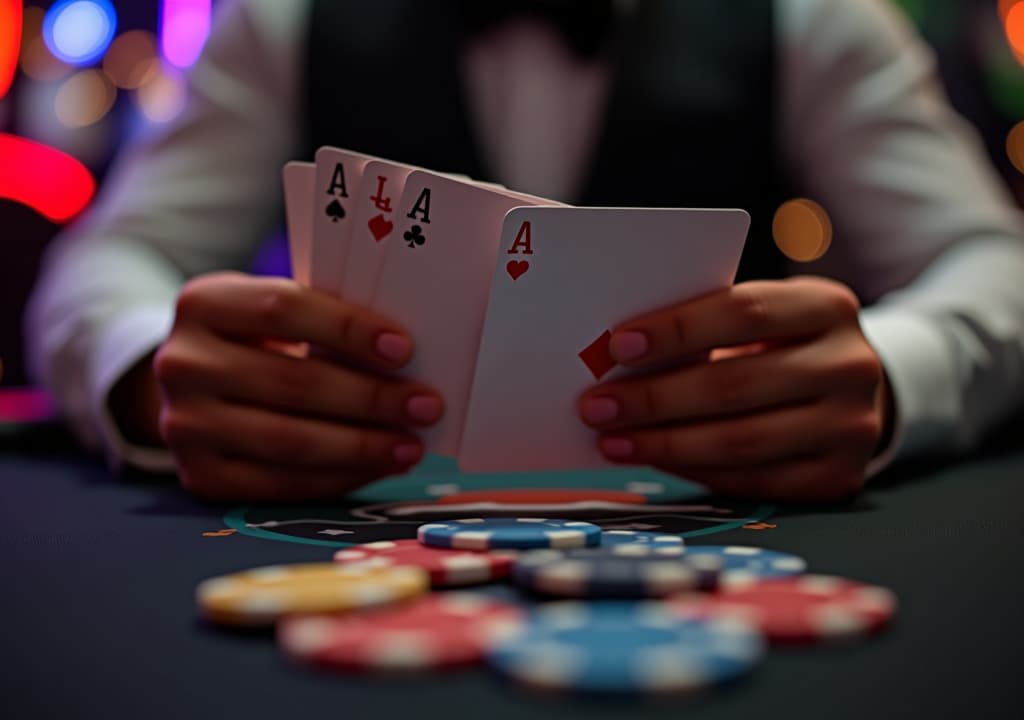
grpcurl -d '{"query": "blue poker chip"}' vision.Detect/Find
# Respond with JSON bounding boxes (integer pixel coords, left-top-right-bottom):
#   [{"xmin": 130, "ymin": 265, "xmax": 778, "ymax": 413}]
[
  {"xmin": 487, "ymin": 601, "xmax": 764, "ymax": 694},
  {"xmin": 417, "ymin": 518, "xmax": 602, "ymax": 550},
  {"xmin": 600, "ymin": 530, "xmax": 685, "ymax": 548},
  {"xmin": 512, "ymin": 545, "xmax": 721, "ymax": 598},
  {"xmin": 683, "ymin": 545, "xmax": 807, "ymax": 585}
]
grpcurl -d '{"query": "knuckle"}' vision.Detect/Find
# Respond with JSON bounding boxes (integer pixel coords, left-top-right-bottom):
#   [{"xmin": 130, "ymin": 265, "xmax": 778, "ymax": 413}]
[
  {"xmin": 846, "ymin": 409, "xmax": 884, "ymax": 448},
  {"xmin": 152, "ymin": 343, "xmax": 191, "ymax": 384},
  {"xmin": 823, "ymin": 281, "xmax": 862, "ymax": 319},
  {"xmin": 256, "ymin": 282, "xmax": 300, "ymax": 328},
  {"xmin": 730, "ymin": 285, "xmax": 771, "ymax": 330},
  {"xmin": 158, "ymin": 407, "xmax": 197, "ymax": 448},
  {"xmin": 174, "ymin": 277, "xmax": 210, "ymax": 321},
  {"xmin": 836, "ymin": 344, "xmax": 883, "ymax": 388}
]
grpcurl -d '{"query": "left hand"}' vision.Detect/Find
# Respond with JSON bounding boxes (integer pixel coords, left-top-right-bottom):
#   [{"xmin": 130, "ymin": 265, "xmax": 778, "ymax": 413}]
[{"xmin": 577, "ymin": 277, "xmax": 892, "ymax": 502}]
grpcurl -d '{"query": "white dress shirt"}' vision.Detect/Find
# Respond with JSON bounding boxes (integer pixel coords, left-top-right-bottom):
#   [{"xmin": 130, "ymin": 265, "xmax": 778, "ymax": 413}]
[{"xmin": 25, "ymin": 0, "xmax": 1024, "ymax": 474}]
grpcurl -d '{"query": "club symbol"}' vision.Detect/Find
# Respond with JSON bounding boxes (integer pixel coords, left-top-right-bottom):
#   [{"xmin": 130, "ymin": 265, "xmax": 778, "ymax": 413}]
[
  {"xmin": 404, "ymin": 224, "xmax": 426, "ymax": 248},
  {"xmin": 325, "ymin": 198, "xmax": 346, "ymax": 222}
]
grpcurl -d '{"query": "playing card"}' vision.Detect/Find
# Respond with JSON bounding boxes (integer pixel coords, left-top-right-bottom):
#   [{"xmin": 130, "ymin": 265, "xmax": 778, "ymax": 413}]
[
  {"xmin": 343, "ymin": 159, "xmax": 420, "ymax": 308},
  {"xmin": 282, "ymin": 161, "xmax": 315, "ymax": 286},
  {"xmin": 458, "ymin": 206, "xmax": 750, "ymax": 473},
  {"xmin": 310, "ymin": 147, "xmax": 378, "ymax": 297},
  {"xmin": 371, "ymin": 171, "xmax": 559, "ymax": 457}
]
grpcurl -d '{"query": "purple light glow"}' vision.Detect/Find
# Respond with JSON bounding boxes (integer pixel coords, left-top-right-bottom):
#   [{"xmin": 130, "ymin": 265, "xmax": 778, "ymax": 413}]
[{"xmin": 159, "ymin": 0, "xmax": 211, "ymax": 69}]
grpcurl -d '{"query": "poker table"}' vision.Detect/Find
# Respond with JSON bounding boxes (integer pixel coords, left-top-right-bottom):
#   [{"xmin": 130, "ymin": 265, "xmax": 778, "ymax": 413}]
[{"xmin": 2, "ymin": 415, "xmax": 1021, "ymax": 720}]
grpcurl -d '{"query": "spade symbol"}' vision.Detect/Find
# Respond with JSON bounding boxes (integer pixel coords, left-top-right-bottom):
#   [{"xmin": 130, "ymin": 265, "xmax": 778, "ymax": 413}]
[{"xmin": 325, "ymin": 198, "xmax": 346, "ymax": 222}]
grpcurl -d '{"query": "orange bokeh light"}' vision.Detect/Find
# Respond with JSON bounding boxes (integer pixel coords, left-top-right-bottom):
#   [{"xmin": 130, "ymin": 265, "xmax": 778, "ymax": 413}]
[
  {"xmin": 772, "ymin": 198, "xmax": 833, "ymax": 263},
  {"xmin": 1006, "ymin": 2, "xmax": 1024, "ymax": 57},
  {"xmin": 1008, "ymin": 122, "xmax": 1024, "ymax": 176}
]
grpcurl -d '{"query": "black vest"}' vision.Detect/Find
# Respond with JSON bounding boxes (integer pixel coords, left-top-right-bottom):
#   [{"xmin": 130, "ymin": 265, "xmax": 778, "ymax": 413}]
[{"xmin": 304, "ymin": 1, "xmax": 787, "ymax": 281}]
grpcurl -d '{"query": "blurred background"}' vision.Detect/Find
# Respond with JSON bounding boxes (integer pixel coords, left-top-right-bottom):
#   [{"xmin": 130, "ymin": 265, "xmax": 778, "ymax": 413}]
[{"xmin": 0, "ymin": 0, "xmax": 1022, "ymax": 407}]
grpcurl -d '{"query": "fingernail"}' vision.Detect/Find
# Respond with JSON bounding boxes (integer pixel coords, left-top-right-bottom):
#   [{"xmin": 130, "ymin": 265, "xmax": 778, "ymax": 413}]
[
  {"xmin": 581, "ymin": 397, "xmax": 620, "ymax": 425},
  {"xmin": 375, "ymin": 332, "xmax": 411, "ymax": 363},
  {"xmin": 610, "ymin": 331, "xmax": 649, "ymax": 362},
  {"xmin": 601, "ymin": 436, "xmax": 635, "ymax": 460},
  {"xmin": 405, "ymin": 395, "xmax": 442, "ymax": 424},
  {"xmin": 392, "ymin": 442, "xmax": 422, "ymax": 466}
]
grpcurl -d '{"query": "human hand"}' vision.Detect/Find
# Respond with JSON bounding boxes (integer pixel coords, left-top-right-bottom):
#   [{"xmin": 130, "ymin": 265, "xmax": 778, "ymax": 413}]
[
  {"xmin": 152, "ymin": 272, "xmax": 443, "ymax": 502},
  {"xmin": 577, "ymin": 277, "xmax": 891, "ymax": 502}
]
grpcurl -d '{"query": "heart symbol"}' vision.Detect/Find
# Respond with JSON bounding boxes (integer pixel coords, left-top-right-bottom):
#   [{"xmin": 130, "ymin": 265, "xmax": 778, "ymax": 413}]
[
  {"xmin": 506, "ymin": 260, "xmax": 529, "ymax": 280},
  {"xmin": 368, "ymin": 214, "xmax": 394, "ymax": 241}
]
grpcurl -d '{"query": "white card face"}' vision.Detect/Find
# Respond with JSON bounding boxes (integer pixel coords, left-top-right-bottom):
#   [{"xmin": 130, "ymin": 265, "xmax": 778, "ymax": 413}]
[
  {"xmin": 343, "ymin": 159, "xmax": 418, "ymax": 308},
  {"xmin": 310, "ymin": 147, "xmax": 377, "ymax": 297},
  {"xmin": 282, "ymin": 161, "xmax": 315, "ymax": 286},
  {"xmin": 372, "ymin": 171, "xmax": 557, "ymax": 457},
  {"xmin": 458, "ymin": 207, "xmax": 750, "ymax": 473}
]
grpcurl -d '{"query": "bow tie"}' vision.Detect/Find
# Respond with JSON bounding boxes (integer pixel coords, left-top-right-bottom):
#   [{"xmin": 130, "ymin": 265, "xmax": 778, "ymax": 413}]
[{"xmin": 461, "ymin": 0, "xmax": 615, "ymax": 60}]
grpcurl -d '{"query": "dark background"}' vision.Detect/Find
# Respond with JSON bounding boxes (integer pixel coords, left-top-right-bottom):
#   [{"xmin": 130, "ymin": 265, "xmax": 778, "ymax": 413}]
[{"xmin": 1, "ymin": 0, "xmax": 1022, "ymax": 389}]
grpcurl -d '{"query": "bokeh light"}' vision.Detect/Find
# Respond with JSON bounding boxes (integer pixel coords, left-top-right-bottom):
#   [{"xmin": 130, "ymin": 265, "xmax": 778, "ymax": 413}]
[
  {"xmin": 1006, "ymin": 2, "xmax": 1024, "ymax": 60},
  {"xmin": 54, "ymin": 69, "xmax": 115, "ymax": 128},
  {"xmin": 772, "ymin": 198, "xmax": 833, "ymax": 263},
  {"xmin": 1008, "ymin": 121, "xmax": 1024, "ymax": 176},
  {"xmin": 43, "ymin": 0, "xmax": 117, "ymax": 66},
  {"xmin": 0, "ymin": 0, "xmax": 21, "ymax": 99},
  {"xmin": 0, "ymin": 133, "xmax": 95, "ymax": 222},
  {"xmin": 160, "ymin": 0, "xmax": 211, "ymax": 69},
  {"xmin": 103, "ymin": 30, "xmax": 159, "ymax": 89},
  {"xmin": 19, "ymin": 7, "xmax": 72, "ymax": 82},
  {"xmin": 135, "ymin": 62, "xmax": 186, "ymax": 123}
]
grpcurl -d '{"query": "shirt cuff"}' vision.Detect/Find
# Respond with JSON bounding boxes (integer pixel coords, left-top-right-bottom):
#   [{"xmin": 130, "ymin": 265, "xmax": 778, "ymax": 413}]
[
  {"xmin": 858, "ymin": 305, "xmax": 960, "ymax": 476},
  {"xmin": 88, "ymin": 305, "xmax": 177, "ymax": 473}
]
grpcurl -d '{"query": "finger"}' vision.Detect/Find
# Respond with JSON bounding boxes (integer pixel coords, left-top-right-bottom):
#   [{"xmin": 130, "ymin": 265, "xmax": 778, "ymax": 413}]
[
  {"xmin": 176, "ymin": 451, "xmax": 384, "ymax": 503},
  {"xmin": 174, "ymin": 273, "xmax": 413, "ymax": 369},
  {"xmin": 160, "ymin": 401, "xmax": 424, "ymax": 471},
  {"xmin": 163, "ymin": 333, "xmax": 443, "ymax": 427},
  {"xmin": 672, "ymin": 456, "xmax": 866, "ymax": 503},
  {"xmin": 608, "ymin": 277, "xmax": 861, "ymax": 368},
  {"xmin": 580, "ymin": 330, "xmax": 880, "ymax": 428},
  {"xmin": 596, "ymin": 402, "xmax": 855, "ymax": 470}
]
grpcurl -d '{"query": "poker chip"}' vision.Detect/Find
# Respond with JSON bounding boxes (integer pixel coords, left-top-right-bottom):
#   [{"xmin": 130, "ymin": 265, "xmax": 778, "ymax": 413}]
[
  {"xmin": 512, "ymin": 545, "xmax": 719, "ymax": 598},
  {"xmin": 418, "ymin": 518, "xmax": 602, "ymax": 550},
  {"xmin": 486, "ymin": 601, "xmax": 764, "ymax": 694},
  {"xmin": 195, "ymin": 563, "xmax": 429, "ymax": 627},
  {"xmin": 668, "ymin": 574, "xmax": 897, "ymax": 644},
  {"xmin": 333, "ymin": 539, "xmax": 516, "ymax": 587},
  {"xmin": 279, "ymin": 593, "xmax": 525, "ymax": 671},
  {"xmin": 682, "ymin": 545, "xmax": 806, "ymax": 585},
  {"xmin": 600, "ymin": 530, "xmax": 685, "ymax": 548}
]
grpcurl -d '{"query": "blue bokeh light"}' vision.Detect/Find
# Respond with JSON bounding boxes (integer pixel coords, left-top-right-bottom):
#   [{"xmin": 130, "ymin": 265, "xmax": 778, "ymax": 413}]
[{"xmin": 43, "ymin": 0, "xmax": 118, "ymax": 66}]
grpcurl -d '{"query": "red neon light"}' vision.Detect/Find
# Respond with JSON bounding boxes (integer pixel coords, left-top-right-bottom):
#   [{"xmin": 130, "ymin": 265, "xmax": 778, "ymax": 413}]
[
  {"xmin": 0, "ymin": 133, "xmax": 95, "ymax": 222},
  {"xmin": 0, "ymin": 0, "xmax": 21, "ymax": 98}
]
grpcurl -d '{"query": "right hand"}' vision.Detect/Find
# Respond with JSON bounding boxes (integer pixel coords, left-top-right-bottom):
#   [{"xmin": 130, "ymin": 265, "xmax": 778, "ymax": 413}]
[{"xmin": 150, "ymin": 272, "xmax": 443, "ymax": 502}]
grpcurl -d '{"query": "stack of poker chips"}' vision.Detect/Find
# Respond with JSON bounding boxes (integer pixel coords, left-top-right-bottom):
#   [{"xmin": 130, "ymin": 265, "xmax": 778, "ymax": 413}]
[{"xmin": 195, "ymin": 518, "xmax": 897, "ymax": 695}]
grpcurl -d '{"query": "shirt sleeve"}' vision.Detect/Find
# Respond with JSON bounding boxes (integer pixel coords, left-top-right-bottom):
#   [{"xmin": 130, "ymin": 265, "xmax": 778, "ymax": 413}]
[
  {"xmin": 778, "ymin": 0, "xmax": 1024, "ymax": 470},
  {"xmin": 24, "ymin": 0, "xmax": 312, "ymax": 470}
]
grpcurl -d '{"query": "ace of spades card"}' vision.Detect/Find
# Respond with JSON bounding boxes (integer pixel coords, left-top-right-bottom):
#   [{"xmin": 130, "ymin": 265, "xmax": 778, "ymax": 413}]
[
  {"xmin": 310, "ymin": 147, "xmax": 378, "ymax": 297},
  {"xmin": 457, "ymin": 206, "xmax": 750, "ymax": 473}
]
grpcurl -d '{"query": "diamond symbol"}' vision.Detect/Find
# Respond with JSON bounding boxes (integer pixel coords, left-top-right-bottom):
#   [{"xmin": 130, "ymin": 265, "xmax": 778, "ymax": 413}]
[{"xmin": 578, "ymin": 329, "xmax": 616, "ymax": 380}]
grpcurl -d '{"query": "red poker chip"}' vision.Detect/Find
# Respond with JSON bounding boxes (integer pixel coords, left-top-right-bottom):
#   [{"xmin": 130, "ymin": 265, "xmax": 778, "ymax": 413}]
[
  {"xmin": 668, "ymin": 574, "xmax": 897, "ymax": 645},
  {"xmin": 333, "ymin": 539, "xmax": 515, "ymax": 587},
  {"xmin": 278, "ymin": 593, "xmax": 525, "ymax": 671}
]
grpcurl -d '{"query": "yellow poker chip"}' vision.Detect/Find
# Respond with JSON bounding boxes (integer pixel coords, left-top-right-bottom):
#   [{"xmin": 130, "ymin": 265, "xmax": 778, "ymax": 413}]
[{"xmin": 196, "ymin": 562, "xmax": 429, "ymax": 627}]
